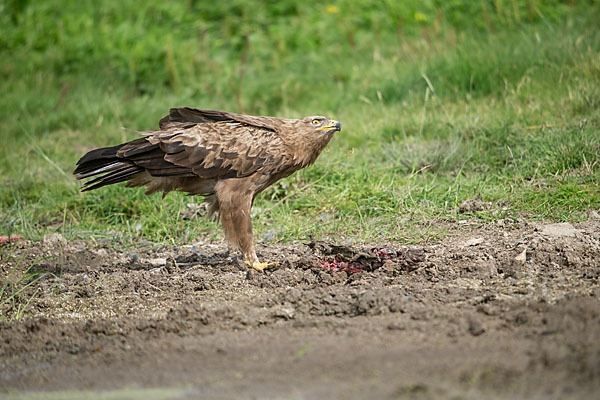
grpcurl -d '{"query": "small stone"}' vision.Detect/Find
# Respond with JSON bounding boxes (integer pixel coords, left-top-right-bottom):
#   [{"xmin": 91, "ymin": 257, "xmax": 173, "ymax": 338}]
[
  {"xmin": 465, "ymin": 237, "xmax": 484, "ymax": 246},
  {"xmin": 589, "ymin": 210, "xmax": 600, "ymax": 221},
  {"xmin": 147, "ymin": 257, "xmax": 167, "ymax": 267},
  {"xmin": 271, "ymin": 306, "xmax": 295, "ymax": 320},
  {"xmin": 514, "ymin": 248, "xmax": 527, "ymax": 262},
  {"xmin": 387, "ymin": 322, "xmax": 406, "ymax": 331},
  {"xmin": 95, "ymin": 248, "xmax": 108, "ymax": 257},
  {"xmin": 468, "ymin": 318, "xmax": 485, "ymax": 336},
  {"xmin": 539, "ymin": 223, "xmax": 580, "ymax": 238},
  {"xmin": 42, "ymin": 233, "xmax": 66, "ymax": 247},
  {"xmin": 165, "ymin": 257, "xmax": 177, "ymax": 273},
  {"xmin": 128, "ymin": 251, "xmax": 139, "ymax": 263},
  {"xmin": 477, "ymin": 304, "xmax": 499, "ymax": 316}
]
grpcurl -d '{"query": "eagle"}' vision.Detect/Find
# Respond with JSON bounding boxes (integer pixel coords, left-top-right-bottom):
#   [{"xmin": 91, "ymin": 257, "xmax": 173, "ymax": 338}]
[{"xmin": 74, "ymin": 107, "xmax": 341, "ymax": 271}]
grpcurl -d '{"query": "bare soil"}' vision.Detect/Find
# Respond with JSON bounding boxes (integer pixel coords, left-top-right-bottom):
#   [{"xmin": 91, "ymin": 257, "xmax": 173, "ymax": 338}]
[{"xmin": 1, "ymin": 219, "xmax": 599, "ymax": 399}]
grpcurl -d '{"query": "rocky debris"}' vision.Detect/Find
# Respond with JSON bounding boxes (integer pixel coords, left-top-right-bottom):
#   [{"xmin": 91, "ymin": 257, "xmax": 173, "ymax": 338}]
[
  {"xmin": 538, "ymin": 222, "xmax": 581, "ymax": 237},
  {"xmin": 465, "ymin": 237, "xmax": 484, "ymax": 247}
]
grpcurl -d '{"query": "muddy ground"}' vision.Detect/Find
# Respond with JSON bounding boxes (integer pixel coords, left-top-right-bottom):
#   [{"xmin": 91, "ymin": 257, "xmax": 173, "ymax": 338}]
[{"xmin": 1, "ymin": 217, "xmax": 599, "ymax": 399}]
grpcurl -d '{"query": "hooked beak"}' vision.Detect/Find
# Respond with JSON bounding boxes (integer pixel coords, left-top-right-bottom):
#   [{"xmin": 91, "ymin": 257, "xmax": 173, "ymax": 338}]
[{"xmin": 317, "ymin": 120, "xmax": 342, "ymax": 132}]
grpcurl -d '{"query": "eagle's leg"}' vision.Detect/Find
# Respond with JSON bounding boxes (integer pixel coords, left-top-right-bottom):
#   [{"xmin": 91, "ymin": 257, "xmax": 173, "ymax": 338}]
[{"xmin": 216, "ymin": 179, "xmax": 276, "ymax": 272}]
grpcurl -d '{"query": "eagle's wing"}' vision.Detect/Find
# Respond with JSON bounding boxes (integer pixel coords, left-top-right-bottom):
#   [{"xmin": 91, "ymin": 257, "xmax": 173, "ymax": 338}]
[
  {"xmin": 75, "ymin": 108, "xmax": 291, "ymax": 191},
  {"xmin": 158, "ymin": 124, "xmax": 285, "ymax": 179},
  {"xmin": 158, "ymin": 107, "xmax": 282, "ymax": 133},
  {"xmin": 116, "ymin": 114, "xmax": 288, "ymax": 180}
]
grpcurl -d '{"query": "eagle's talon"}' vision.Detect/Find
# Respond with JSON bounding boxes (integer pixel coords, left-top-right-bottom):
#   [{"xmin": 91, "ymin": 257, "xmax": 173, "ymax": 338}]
[{"xmin": 245, "ymin": 260, "xmax": 278, "ymax": 272}]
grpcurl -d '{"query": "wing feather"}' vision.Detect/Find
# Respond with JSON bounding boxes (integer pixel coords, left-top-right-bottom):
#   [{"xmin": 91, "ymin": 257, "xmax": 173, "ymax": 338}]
[
  {"xmin": 158, "ymin": 107, "xmax": 284, "ymax": 133},
  {"xmin": 154, "ymin": 121, "xmax": 287, "ymax": 179},
  {"xmin": 76, "ymin": 110, "xmax": 295, "ymax": 190}
]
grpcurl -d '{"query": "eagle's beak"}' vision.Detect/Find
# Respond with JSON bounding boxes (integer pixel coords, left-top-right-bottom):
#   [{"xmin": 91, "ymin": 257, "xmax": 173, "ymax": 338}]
[{"xmin": 318, "ymin": 120, "xmax": 342, "ymax": 132}]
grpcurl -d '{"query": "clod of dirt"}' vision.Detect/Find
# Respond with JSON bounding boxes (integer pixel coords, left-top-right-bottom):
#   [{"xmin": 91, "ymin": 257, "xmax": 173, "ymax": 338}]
[
  {"xmin": 458, "ymin": 196, "xmax": 491, "ymax": 213},
  {"xmin": 468, "ymin": 317, "xmax": 486, "ymax": 336},
  {"xmin": 42, "ymin": 233, "xmax": 66, "ymax": 248}
]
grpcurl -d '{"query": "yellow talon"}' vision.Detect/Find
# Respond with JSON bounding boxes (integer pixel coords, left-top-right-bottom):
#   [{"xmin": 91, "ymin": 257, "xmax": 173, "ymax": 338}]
[{"xmin": 245, "ymin": 260, "xmax": 278, "ymax": 272}]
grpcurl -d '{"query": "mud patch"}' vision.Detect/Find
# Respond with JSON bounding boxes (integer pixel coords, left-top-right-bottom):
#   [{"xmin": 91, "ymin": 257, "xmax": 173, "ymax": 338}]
[{"xmin": 1, "ymin": 220, "xmax": 599, "ymax": 399}]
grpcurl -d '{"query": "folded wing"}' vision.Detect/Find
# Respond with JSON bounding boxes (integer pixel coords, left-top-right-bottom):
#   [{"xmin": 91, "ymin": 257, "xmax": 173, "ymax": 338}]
[{"xmin": 74, "ymin": 109, "xmax": 289, "ymax": 191}]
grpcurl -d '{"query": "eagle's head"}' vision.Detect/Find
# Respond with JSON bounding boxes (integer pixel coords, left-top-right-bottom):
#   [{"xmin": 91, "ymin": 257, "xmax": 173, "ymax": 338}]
[{"xmin": 305, "ymin": 116, "xmax": 342, "ymax": 133}]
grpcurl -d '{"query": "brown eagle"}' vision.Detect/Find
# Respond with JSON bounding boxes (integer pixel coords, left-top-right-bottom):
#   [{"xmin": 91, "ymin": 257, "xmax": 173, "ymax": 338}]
[{"xmin": 74, "ymin": 107, "xmax": 341, "ymax": 271}]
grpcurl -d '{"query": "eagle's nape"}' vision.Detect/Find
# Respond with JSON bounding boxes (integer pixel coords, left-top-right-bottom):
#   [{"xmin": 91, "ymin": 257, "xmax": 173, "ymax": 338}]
[{"xmin": 74, "ymin": 107, "xmax": 341, "ymax": 271}]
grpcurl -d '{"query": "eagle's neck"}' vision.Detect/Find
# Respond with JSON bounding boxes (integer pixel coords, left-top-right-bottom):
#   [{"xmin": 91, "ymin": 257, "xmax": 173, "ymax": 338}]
[{"xmin": 295, "ymin": 131, "xmax": 335, "ymax": 167}]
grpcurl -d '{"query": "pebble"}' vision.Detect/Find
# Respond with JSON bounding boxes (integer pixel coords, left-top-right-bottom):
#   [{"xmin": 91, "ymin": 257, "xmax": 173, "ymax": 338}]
[
  {"xmin": 42, "ymin": 232, "xmax": 66, "ymax": 247},
  {"xmin": 468, "ymin": 318, "xmax": 486, "ymax": 336},
  {"xmin": 514, "ymin": 249, "xmax": 527, "ymax": 262},
  {"xmin": 465, "ymin": 237, "xmax": 484, "ymax": 246},
  {"xmin": 147, "ymin": 257, "xmax": 167, "ymax": 267},
  {"xmin": 539, "ymin": 223, "xmax": 580, "ymax": 238}
]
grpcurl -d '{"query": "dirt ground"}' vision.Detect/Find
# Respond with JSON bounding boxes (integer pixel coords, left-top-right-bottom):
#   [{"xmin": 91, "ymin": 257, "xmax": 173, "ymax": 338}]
[{"xmin": 1, "ymin": 217, "xmax": 599, "ymax": 399}]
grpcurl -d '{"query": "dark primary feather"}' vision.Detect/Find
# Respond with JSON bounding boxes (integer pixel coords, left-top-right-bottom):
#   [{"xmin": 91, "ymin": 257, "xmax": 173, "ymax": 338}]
[{"xmin": 73, "ymin": 144, "xmax": 126, "ymax": 175}]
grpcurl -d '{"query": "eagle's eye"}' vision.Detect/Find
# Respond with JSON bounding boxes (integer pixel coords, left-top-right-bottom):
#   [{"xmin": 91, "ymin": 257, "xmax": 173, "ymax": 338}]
[{"xmin": 312, "ymin": 119, "xmax": 320, "ymax": 126}]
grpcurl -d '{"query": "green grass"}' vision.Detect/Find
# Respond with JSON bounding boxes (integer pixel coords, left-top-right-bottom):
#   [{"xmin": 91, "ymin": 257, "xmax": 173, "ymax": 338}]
[
  {"xmin": 0, "ymin": 253, "xmax": 54, "ymax": 321},
  {"xmin": 1, "ymin": 1, "xmax": 599, "ymax": 246}
]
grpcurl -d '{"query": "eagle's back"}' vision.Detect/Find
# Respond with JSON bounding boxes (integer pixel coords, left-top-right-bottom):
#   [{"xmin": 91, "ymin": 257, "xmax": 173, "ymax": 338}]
[{"xmin": 74, "ymin": 108, "xmax": 312, "ymax": 196}]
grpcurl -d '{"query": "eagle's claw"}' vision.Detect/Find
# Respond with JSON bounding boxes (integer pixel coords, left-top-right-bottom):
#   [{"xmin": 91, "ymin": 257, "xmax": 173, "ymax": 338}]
[{"xmin": 245, "ymin": 260, "xmax": 279, "ymax": 272}]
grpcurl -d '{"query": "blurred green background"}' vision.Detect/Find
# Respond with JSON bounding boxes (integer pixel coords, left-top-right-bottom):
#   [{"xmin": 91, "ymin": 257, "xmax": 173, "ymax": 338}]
[{"xmin": 1, "ymin": 0, "xmax": 599, "ymax": 245}]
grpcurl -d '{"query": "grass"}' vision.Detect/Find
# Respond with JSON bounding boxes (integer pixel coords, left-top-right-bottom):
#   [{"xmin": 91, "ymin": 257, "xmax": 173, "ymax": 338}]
[
  {"xmin": 0, "ymin": 1, "xmax": 599, "ymax": 247},
  {"xmin": 0, "ymin": 253, "xmax": 54, "ymax": 321}
]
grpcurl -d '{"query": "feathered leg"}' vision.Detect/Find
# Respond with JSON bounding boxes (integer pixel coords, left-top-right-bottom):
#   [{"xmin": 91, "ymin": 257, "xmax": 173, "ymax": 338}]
[{"xmin": 216, "ymin": 179, "xmax": 274, "ymax": 271}]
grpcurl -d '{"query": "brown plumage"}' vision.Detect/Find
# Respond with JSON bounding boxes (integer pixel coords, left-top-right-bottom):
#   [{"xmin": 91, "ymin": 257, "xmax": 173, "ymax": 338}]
[{"xmin": 74, "ymin": 107, "xmax": 341, "ymax": 270}]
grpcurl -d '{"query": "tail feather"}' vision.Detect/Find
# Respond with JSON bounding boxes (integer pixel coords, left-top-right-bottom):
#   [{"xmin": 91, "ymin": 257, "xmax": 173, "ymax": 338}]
[
  {"xmin": 74, "ymin": 144, "xmax": 124, "ymax": 174},
  {"xmin": 74, "ymin": 143, "xmax": 144, "ymax": 192},
  {"xmin": 75, "ymin": 162, "xmax": 123, "ymax": 180},
  {"xmin": 81, "ymin": 165, "xmax": 143, "ymax": 192},
  {"xmin": 74, "ymin": 136, "xmax": 195, "ymax": 192}
]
